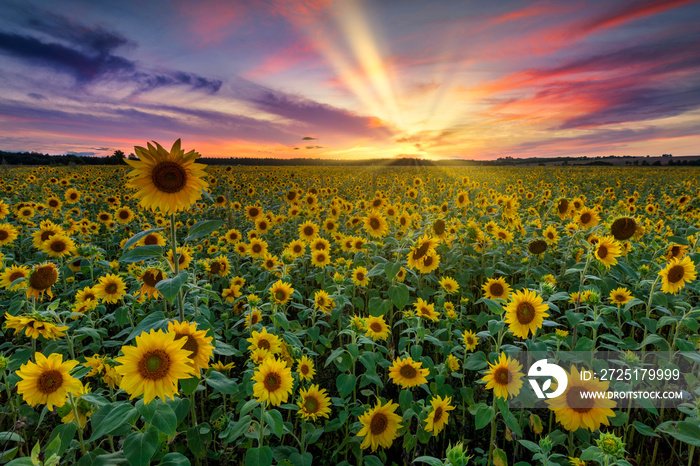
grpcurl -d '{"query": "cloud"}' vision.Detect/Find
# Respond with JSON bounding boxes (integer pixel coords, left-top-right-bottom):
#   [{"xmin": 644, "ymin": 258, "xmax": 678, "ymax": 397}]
[{"xmin": 302, "ymin": 136, "xmax": 317, "ymax": 140}]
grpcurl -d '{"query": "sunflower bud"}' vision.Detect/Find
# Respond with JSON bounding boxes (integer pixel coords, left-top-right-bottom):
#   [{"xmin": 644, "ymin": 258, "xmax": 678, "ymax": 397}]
[
  {"xmin": 621, "ymin": 350, "xmax": 641, "ymax": 367},
  {"xmin": 539, "ymin": 435, "xmax": 553, "ymax": 453},
  {"xmin": 596, "ymin": 432, "xmax": 625, "ymax": 458},
  {"xmin": 445, "ymin": 441, "xmax": 470, "ymax": 466},
  {"xmin": 0, "ymin": 355, "xmax": 9, "ymax": 371}
]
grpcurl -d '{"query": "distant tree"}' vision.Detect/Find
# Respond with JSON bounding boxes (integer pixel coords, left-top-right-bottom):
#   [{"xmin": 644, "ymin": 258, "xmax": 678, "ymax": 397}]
[{"xmin": 128, "ymin": 153, "xmax": 137, "ymax": 160}]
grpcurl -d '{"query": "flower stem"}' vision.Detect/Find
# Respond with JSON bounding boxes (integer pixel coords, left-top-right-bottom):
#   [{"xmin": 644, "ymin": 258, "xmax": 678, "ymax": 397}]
[
  {"xmin": 169, "ymin": 214, "xmax": 185, "ymax": 322},
  {"xmin": 68, "ymin": 393, "xmax": 87, "ymax": 455}
]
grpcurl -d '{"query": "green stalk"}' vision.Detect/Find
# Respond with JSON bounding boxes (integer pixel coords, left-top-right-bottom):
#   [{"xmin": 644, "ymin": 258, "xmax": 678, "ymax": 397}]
[{"xmin": 169, "ymin": 214, "xmax": 185, "ymax": 322}]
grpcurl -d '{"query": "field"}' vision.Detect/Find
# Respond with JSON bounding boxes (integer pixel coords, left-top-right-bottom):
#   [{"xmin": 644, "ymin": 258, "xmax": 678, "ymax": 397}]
[{"xmin": 0, "ymin": 152, "xmax": 699, "ymax": 466}]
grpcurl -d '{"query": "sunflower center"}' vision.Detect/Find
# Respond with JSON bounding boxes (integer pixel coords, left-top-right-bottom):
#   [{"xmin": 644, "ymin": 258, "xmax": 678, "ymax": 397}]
[
  {"xmin": 529, "ymin": 240, "xmax": 547, "ymax": 254},
  {"xmin": 119, "ymin": 210, "xmax": 129, "ymax": 219},
  {"xmin": 490, "ymin": 283, "xmax": 504, "ymax": 296},
  {"xmin": 143, "ymin": 271, "xmax": 163, "ymax": 287},
  {"xmin": 369, "ymin": 412, "xmax": 388, "ymax": 435},
  {"xmin": 252, "ymin": 244, "xmax": 262, "ymax": 253},
  {"xmin": 41, "ymin": 231, "xmax": 55, "ymax": 242},
  {"xmin": 670, "ymin": 246, "xmax": 680, "ymax": 257},
  {"xmin": 275, "ymin": 290, "xmax": 287, "ymax": 301},
  {"xmin": 433, "ymin": 407, "xmax": 443, "ymax": 423},
  {"xmin": 423, "ymin": 256, "xmax": 434, "ymax": 267},
  {"xmin": 433, "ymin": 219, "xmax": 445, "ymax": 235},
  {"xmin": 597, "ymin": 245, "xmax": 608, "ymax": 259},
  {"xmin": 303, "ymin": 226, "xmax": 314, "ymax": 236},
  {"xmin": 29, "ymin": 265, "xmax": 58, "ymax": 290},
  {"xmin": 557, "ymin": 199, "xmax": 569, "ymax": 214},
  {"xmin": 49, "ymin": 200, "xmax": 59, "ymax": 207},
  {"xmin": 580, "ymin": 213, "xmax": 591, "ymax": 224},
  {"xmin": 264, "ymin": 372, "xmax": 281, "ymax": 391},
  {"xmin": 413, "ymin": 242, "xmax": 430, "ymax": 260},
  {"xmin": 250, "ymin": 314, "xmax": 260, "ymax": 325},
  {"xmin": 466, "ymin": 337, "xmax": 474, "ymax": 345},
  {"xmin": 138, "ymin": 350, "xmax": 172, "ymax": 380},
  {"xmin": 317, "ymin": 297, "xmax": 326, "ymax": 306},
  {"xmin": 610, "ymin": 217, "xmax": 636, "ymax": 240},
  {"xmin": 300, "ymin": 364, "xmax": 309, "ymax": 375},
  {"xmin": 152, "ymin": 161, "xmax": 187, "ymax": 193},
  {"xmin": 399, "ymin": 364, "xmax": 418, "ymax": 379},
  {"xmin": 176, "ymin": 334, "xmax": 199, "ymax": 358},
  {"xmin": 106, "ymin": 283, "xmax": 118, "ymax": 294},
  {"xmin": 370, "ymin": 322, "xmax": 382, "ymax": 332},
  {"xmin": 356, "ymin": 272, "xmax": 365, "ymax": 281},
  {"xmin": 667, "ymin": 265, "xmax": 685, "ymax": 284},
  {"xmin": 303, "ymin": 395, "xmax": 319, "ymax": 413},
  {"xmin": 614, "ymin": 294, "xmax": 625, "ymax": 302},
  {"xmin": 316, "ymin": 254, "xmax": 326, "ymax": 263},
  {"xmin": 516, "ymin": 301, "xmax": 536, "ymax": 324},
  {"xmin": 494, "ymin": 366, "xmax": 511, "ymax": 385},
  {"xmin": 144, "ymin": 234, "xmax": 158, "ymax": 245},
  {"xmin": 369, "ymin": 218, "xmax": 380, "ymax": 230},
  {"xmin": 210, "ymin": 262, "xmax": 222, "ymax": 275},
  {"xmin": 0, "ymin": 230, "xmax": 7, "ymax": 240},
  {"xmin": 50, "ymin": 240, "xmax": 66, "ymax": 252},
  {"xmin": 566, "ymin": 386, "xmax": 595, "ymax": 413},
  {"xmin": 37, "ymin": 370, "xmax": 63, "ymax": 394}
]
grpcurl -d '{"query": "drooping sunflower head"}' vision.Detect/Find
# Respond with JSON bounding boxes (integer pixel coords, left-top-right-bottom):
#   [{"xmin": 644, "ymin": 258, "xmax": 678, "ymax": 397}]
[
  {"xmin": 528, "ymin": 239, "xmax": 548, "ymax": 255},
  {"xmin": 27, "ymin": 263, "xmax": 59, "ymax": 300},
  {"xmin": 167, "ymin": 320, "xmax": 214, "ymax": 372},
  {"xmin": 610, "ymin": 217, "xmax": 637, "ymax": 241},
  {"xmin": 125, "ymin": 139, "xmax": 209, "ymax": 215}
]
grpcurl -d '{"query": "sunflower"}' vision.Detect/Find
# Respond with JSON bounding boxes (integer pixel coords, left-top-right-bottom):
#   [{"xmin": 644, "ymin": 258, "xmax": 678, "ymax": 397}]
[
  {"xmin": 363, "ymin": 213, "xmax": 388, "ymax": 238},
  {"xmin": 556, "ymin": 198, "xmax": 572, "ymax": 219},
  {"xmin": 269, "ymin": 280, "xmax": 294, "ymax": 305},
  {"xmin": 167, "ymin": 320, "xmax": 214, "ymax": 373},
  {"xmin": 32, "ymin": 220, "xmax": 65, "ymax": 248},
  {"xmin": 575, "ymin": 207, "xmax": 600, "ymax": 229},
  {"xmin": 666, "ymin": 244, "xmax": 688, "ymax": 261},
  {"xmin": 245, "ymin": 205, "xmax": 263, "ymax": 221},
  {"xmin": 364, "ymin": 315, "xmax": 390, "ymax": 341},
  {"xmin": 482, "ymin": 352, "xmax": 524, "ymax": 400},
  {"xmin": 446, "ymin": 354, "xmax": 460, "ymax": 372},
  {"xmin": 64, "ymin": 188, "xmax": 80, "ymax": 204},
  {"xmin": 166, "ymin": 246, "xmax": 193, "ymax": 270},
  {"xmin": 413, "ymin": 297, "xmax": 439, "ymax": 322},
  {"xmin": 124, "ymin": 139, "xmax": 209, "ymax": 215},
  {"xmin": 1, "ymin": 265, "xmax": 30, "ymax": 290},
  {"xmin": 207, "ymin": 255, "xmax": 231, "ymax": 277},
  {"xmin": 356, "ymin": 398, "xmax": 402, "ymax": 452},
  {"xmin": 0, "ymin": 223, "xmax": 18, "ymax": 246},
  {"xmin": 136, "ymin": 268, "xmax": 165, "ymax": 300},
  {"xmin": 424, "ymin": 395, "xmax": 455, "ymax": 436},
  {"xmin": 114, "ymin": 207, "xmax": 135, "ymax": 224},
  {"xmin": 528, "ymin": 239, "xmax": 548, "ymax": 255},
  {"xmin": 463, "ymin": 330, "xmax": 479, "ymax": 352},
  {"xmin": 296, "ymin": 355, "xmax": 315, "ymax": 381},
  {"xmin": 310, "ymin": 250, "xmax": 331, "ymax": 268},
  {"xmin": 416, "ymin": 251, "xmax": 440, "ymax": 274},
  {"xmin": 298, "ymin": 221, "xmax": 319, "ymax": 241},
  {"xmin": 138, "ymin": 232, "xmax": 166, "ymax": 247},
  {"xmin": 504, "ymin": 289, "xmax": 549, "ymax": 339},
  {"xmin": 546, "ymin": 366, "xmax": 616, "ymax": 432},
  {"xmin": 297, "ymin": 384, "xmax": 332, "ymax": 421},
  {"xmin": 94, "ymin": 274, "xmax": 127, "ymax": 303},
  {"xmin": 41, "ymin": 233, "xmax": 76, "ymax": 259},
  {"xmin": 659, "ymin": 256, "xmax": 697, "ymax": 294},
  {"xmin": 542, "ymin": 225, "xmax": 560, "ymax": 245},
  {"xmin": 115, "ymin": 329, "xmax": 196, "ymax": 403},
  {"xmin": 3, "ymin": 313, "xmax": 68, "ymax": 340},
  {"xmin": 594, "ymin": 236, "xmax": 622, "ymax": 269},
  {"xmin": 211, "ymin": 361, "xmax": 235, "ymax": 372},
  {"xmin": 252, "ymin": 356, "xmax": 294, "ymax": 406},
  {"xmin": 248, "ymin": 238, "xmax": 268, "ymax": 259},
  {"xmin": 610, "ymin": 217, "xmax": 637, "ymax": 241},
  {"xmin": 247, "ymin": 327, "xmax": 282, "ymax": 355},
  {"xmin": 245, "ymin": 310, "xmax": 263, "ymax": 329},
  {"xmin": 314, "ymin": 289, "xmax": 334, "ymax": 314},
  {"xmin": 27, "ymin": 263, "xmax": 59, "ymax": 300},
  {"xmin": 388, "ymin": 356, "xmax": 429, "ymax": 388},
  {"xmin": 16, "ymin": 353, "xmax": 82, "ymax": 410},
  {"xmin": 608, "ymin": 287, "xmax": 632, "ymax": 306},
  {"xmin": 438, "ymin": 276, "xmax": 459, "ymax": 294},
  {"xmin": 482, "ymin": 277, "xmax": 511, "ymax": 300},
  {"xmin": 286, "ymin": 239, "xmax": 306, "ymax": 258},
  {"xmin": 46, "ymin": 196, "xmax": 62, "ymax": 211},
  {"xmin": 351, "ymin": 266, "xmax": 370, "ymax": 287},
  {"xmin": 223, "ymin": 228, "xmax": 242, "ymax": 244},
  {"xmin": 494, "ymin": 227, "xmax": 513, "ymax": 243},
  {"xmin": 60, "ymin": 382, "xmax": 93, "ymax": 428}
]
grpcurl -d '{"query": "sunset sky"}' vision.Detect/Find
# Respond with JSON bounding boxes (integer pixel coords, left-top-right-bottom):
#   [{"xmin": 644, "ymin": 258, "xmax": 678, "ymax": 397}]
[{"xmin": 1, "ymin": 0, "xmax": 699, "ymax": 160}]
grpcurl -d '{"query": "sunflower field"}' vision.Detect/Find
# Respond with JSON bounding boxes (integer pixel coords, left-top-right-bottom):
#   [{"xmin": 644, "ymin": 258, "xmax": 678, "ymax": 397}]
[{"xmin": 0, "ymin": 141, "xmax": 699, "ymax": 466}]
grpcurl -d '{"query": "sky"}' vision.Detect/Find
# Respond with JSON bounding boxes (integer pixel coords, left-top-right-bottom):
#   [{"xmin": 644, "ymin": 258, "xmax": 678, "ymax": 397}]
[{"xmin": 0, "ymin": 0, "xmax": 699, "ymax": 160}]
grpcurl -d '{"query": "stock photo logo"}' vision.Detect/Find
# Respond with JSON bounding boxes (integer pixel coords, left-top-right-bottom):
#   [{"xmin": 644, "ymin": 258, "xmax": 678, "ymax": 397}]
[{"xmin": 527, "ymin": 359, "xmax": 568, "ymax": 399}]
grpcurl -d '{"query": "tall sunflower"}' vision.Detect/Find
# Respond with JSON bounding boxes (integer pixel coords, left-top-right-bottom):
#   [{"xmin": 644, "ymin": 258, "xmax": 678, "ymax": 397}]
[
  {"xmin": 363, "ymin": 213, "xmax": 389, "ymax": 238},
  {"xmin": 594, "ymin": 236, "xmax": 622, "ymax": 269},
  {"xmin": 388, "ymin": 356, "xmax": 429, "ymax": 388},
  {"xmin": 364, "ymin": 315, "xmax": 390, "ymax": 341},
  {"xmin": 296, "ymin": 355, "xmax": 315, "ymax": 381},
  {"xmin": 462, "ymin": 330, "xmax": 479, "ymax": 352},
  {"xmin": 482, "ymin": 277, "xmax": 511, "ymax": 300},
  {"xmin": 167, "ymin": 320, "xmax": 215, "ymax": 373},
  {"xmin": 16, "ymin": 353, "xmax": 82, "ymax": 410},
  {"xmin": 246, "ymin": 327, "xmax": 282, "ymax": 355},
  {"xmin": 1, "ymin": 265, "xmax": 30, "ymax": 290},
  {"xmin": 41, "ymin": 234, "xmax": 76, "ymax": 259},
  {"xmin": 658, "ymin": 256, "xmax": 697, "ymax": 294},
  {"xmin": 252, "ymin": 357, "xmax": 294, "ymax": 406},
  {"xmin": 482, "ymin": 352, "xmax": 524, "ymax": 400},
  {"xmin": 608, "ymin": 287, "xmax": 633, "ymax": 306},
  {"xmin": 546, "ymin": 366, "xmax": 616, "ymax": 432},
  {"xmin": 351, "ymin": 266, "xmax": 370, "ymax": 287},
  {"xmin": 26, "ymin": 263, "xmax": 59, "ymax": 300},
  {"xmin": 115, "ymin": 329, "xmax": 196, "ymax": 403},
  {"xmin": 414, "ymin": 297, "xmax": 439, "ymax": 322},
  {"xmin": 504, "ymin": 289, "xmax": 549, "ymax": 339},
  {"xmin": 124, "ymin": 139, "xmax": 209, "ymax": 215},
  {"xmin": 0, "ymin": 223, "xmax": 18, "ymax": 246},
  {"xmin": 297, "ymin": 384, "xmax": 332, "ymax": 421},
  {"xmin": 269, "ymin": 280, "xmax": 294, "ymax": 304},
  {"xmin": 424, "ymin": 395, "xmax": 455, "ymax": 436},
  {"xmin": 356, "ymin": 398, "xmax": 402, "ymax": 452}
]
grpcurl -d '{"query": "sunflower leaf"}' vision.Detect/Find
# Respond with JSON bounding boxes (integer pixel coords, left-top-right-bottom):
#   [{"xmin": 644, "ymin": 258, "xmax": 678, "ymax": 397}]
[
  {"xmin": 118, "ymin": 245, "xmax": 163, "ymax": 263},
  {"xmin": 185, "ymin": 220, "xmax": 224, "ymax": 241},
  {"xmin": 122, "ymin": 228, "xmax": 165, "ymax": 250},
  {"xmin": 206, "ymin": 371, "xmax": 238, "ymax": 395},
  {"xmin": 155, "ymin": 272, "xmax": 189, "ymax": 303}
]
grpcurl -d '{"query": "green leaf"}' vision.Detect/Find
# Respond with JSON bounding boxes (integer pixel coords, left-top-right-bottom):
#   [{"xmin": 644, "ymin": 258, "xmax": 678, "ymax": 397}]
[
  {"xmin": 263, "ymin": 409, "xmax": 285, "ymax": 438},
  {"xmin": 245, "ymin": 446, "xmax": 273, "ymax": 466},
  {"xmin": 288, "ymin": 451, "xmax": 313, "ymax": 466},
  {"xmin": 496, "ymin": 398, "xmax": 522, "ymax": 437},
  {"xmin": 399, "ymin": 390, "xmax": 413, "ymax": 410},
  {"xmin": 123, "ymin": 228, "xmax": 165, "ymax": 250},
  {"xmin": 155, "ymin": 271, "xmax": 189, "ymax": 303},
  {"xmin": 124, "ymin": 427, "xmax": 159, "ymax": 466},
  {"xmin": 384, "ymin": 262, "xmax": 402, "ymax": 281},
  {"xmin": 185, "ymin": 220, "xmax": 224, "ymax": 241},
  {"xmin": 633, "ymin": 421, "xmax": 659, "ymax": 438},
  {"xmin": 518, "ymin": 440, "xmax": 540, "ymax": 453},
  {"xmin": 127, "ymin": 311, "xmax": 169, "ymax": 341},
  {"xmin": 336, "ymin": 374, "xmax": 357, "ymax": 398},
  {"xmin": 119, "ymin": 245, "xmax": 163, "ymax": 263},
  {"xmin": 464, "ymin": 351, "xmax": 487, "ymax": 371},
  {"xmin": 657, "ymin": 420, "xmax": 700, "ymax": 447},
  {"xmin": 388, "ymin": 283, "xmax": 409, "ymax": 309},
  {"xmin": 47, "ymin": 423, "xmax": 76, "ymax": 457},
  {"xmin": 363, "ymin": 455, "xmax": 384, "ymax": 466},
  {"xmin": 637, "ymin": 333, "xmax": 670, "ymax": 351},
  {"xmin": 413, "ymin": 457, "xmax": 444, "ymax": 466},
  {"xmin": 136, "ymin": 399, "xmax": 178, "ymax": 437},
  {"xmin": 206, "ymin": 371, "xmax": 238, "ymax": 395},
  {"xmin": 158, "ymin": 453, "xmax": 191, "ymax": 466},
  {"xmin": 220, "ymin": 415, "xmax": 251, "ymax": 444},
  {"xmin": 88, "ymin": 403, "xmax": 137, "ymax": 442},
  {"xmin": 0, "ymin": 432, "xmax": 24, "ymax": 442},
  {"xmin": 474, "ymin": 404, "xmax": 495, "ymax": 430},
  {"xmin": 579, "ymin": 446, "xmax": 602, "ymax": 461},
  {"xmin": 187, "ymin": 423, "xmax": 212, "ymax": 457},
  {"xmin": 180, "ymin": 377, "xmax": 199, "ymax": 396}
]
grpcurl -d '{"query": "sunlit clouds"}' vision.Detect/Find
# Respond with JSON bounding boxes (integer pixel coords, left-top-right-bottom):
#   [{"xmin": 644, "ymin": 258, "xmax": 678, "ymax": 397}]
[{"xmin": 0, "ymin": 0, "xmax": 698, "ymax": 159}]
